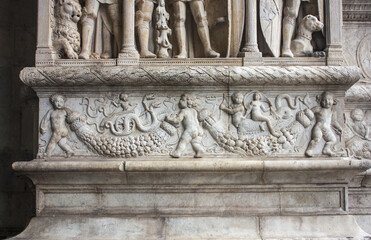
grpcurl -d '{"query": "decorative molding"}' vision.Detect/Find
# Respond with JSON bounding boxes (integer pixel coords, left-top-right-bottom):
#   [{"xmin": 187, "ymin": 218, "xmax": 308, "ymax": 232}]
[
  {"xmin": 346, "ymin": 83, "xmax": 371, "ymax": 102},
  {"xmin": 343, "ymin": 0, "xmax": 371, "ymax": 22},
  {"xmin": 20, "ymin": 66, "xmax": 362, "ymax": 87}
]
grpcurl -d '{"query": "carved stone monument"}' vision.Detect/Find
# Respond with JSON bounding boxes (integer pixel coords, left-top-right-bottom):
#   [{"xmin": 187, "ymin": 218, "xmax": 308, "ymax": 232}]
[{"xmin": 9, "ymin": 0, "xmax": 371, "ymax": 239}]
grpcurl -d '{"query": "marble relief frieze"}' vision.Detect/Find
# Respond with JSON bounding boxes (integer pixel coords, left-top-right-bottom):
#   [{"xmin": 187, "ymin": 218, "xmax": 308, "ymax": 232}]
[{"xmin": 37, "ymin": 90, "xmax": 348, "ymax": 159}]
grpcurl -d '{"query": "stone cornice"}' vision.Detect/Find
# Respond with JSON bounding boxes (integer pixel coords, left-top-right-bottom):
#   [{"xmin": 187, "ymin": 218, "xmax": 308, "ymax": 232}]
[
  {"xmin": 20, "ymin": 66, "xmax": 362, "ymax": 88},
  {"xmin": 343, "ymin": 0, "xmax": 371, "ymax": 22}
]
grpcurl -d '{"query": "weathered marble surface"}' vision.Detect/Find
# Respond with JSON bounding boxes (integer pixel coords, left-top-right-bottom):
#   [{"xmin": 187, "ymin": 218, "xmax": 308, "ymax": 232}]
[
  {"xmin": 10, "ymin": 215, "xmax": 370, "ymax": 240},
  {"xmin": 10, "ymin": 158, "xmax": 371, "ymax": 239},
  {"xmin": 21, "ymin": 66, "xmax": 361, "ymax": 87}
]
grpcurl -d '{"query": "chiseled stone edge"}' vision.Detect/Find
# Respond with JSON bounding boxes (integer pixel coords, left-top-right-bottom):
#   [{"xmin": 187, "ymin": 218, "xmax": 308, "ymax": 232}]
[
  {"xmin": 8, "ymin": 215, "xmax": 370, "ymax": 239},
  {"xmin": 12, "ymin": 158, "xmax": 371, "ymax": 173},
  {"xmin": 346, "ymin": 82, "xmax": 371, "ymax": 102},
  {"xmin": 19, "ymin": 66, "xmax": 362, "ymax": 87},
  {"xmin": 12, "ymin": 160, "xmax": 124, "ymax": 172}
]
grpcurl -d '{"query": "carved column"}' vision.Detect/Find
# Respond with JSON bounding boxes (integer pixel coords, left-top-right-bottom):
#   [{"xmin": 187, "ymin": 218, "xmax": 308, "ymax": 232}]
[
  {"xmin": 326, "ymin": 0, "xmax": 344, "ymax": 66},
  {"xmin": 118, "ymin": 0, "xmax": 139, "ymax": 65},
  {"xmin": 239, "ymin": 0, "xmax": 262, "ymax": 65},
  {"xmin": 35, "ymin": 0, "xmax": 56, "ymax": 66}
]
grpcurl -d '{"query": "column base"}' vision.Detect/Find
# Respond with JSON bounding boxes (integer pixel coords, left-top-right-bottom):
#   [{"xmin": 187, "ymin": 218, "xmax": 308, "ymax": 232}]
[
  {"xmin": 326, "ymin": 45, "xmax": 344, "ymax": 66},
  {"xmin": 239, "ymin": 51, "xmax": 263, "ymax": 66},
  {"xmin": 35, "ymin": 48, "xmax": 57, "ymax": 66},
  {"xmin": 118, "ymin": 49, "xmax": 139, "ymax": 66}
]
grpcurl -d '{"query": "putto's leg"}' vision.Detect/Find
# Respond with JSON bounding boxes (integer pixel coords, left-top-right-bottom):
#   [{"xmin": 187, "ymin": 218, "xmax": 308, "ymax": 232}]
[
  {"xmin": 282, "ymin": 0, "xmax": 301, "ymax": 57},
  {"xmin": 79, "ymin": 0, "xmax": 100, "ymax": 59},
  {"xmin": 58, "ymin": 137, "xmax": 75, "ymax": 158},
  {"xmin": 136, "ymin": 0, "xmax": 156, "ymax": 58},
  {"xmin": 322, "ymin": 129, "xmax": 337, "ymax": 157},
  {"xmin": 170, "ymin": 133, "xmax": 192, "ymax": 158},
  {"xmin": 305, "ymin": 126, "xmax": 322, "ymax": 157},
  {"xmin": 45, "ymin": 133, "xmax": 62, "ymax": 158},
  {"xmin": 189, "ymin": 1, "xmax": 220, "ymax": 58},
  {"xmin": 172, "ymin": 1, "xmax": 187, "ymax": 58},
  {"xmin": 191, "ymin": 136, "xmax": 204, "ymax": 158}
]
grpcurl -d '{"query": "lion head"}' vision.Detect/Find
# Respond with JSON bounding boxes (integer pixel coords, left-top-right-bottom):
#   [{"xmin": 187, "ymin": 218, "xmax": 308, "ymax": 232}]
[{"xmin": 55, "ymin": 0, "xmax": 82, "ymax": 23}]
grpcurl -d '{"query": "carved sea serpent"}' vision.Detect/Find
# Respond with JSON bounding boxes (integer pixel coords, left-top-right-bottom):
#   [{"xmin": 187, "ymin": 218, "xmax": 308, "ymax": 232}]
[
  {"xmin": 105, "ymin": 109, "xmax": 160, "ymax": 136},
  {"xmin": 275, "ymin": 94, "xmax": 303, "ymax": 110},
  {"xmin": 67, "ymin": 112, "xmax": 171, "ymax": 158}
]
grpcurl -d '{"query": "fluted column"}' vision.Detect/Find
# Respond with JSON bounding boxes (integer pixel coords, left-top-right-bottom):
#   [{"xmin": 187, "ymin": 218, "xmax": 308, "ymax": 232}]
[
  {"xmin": 118, "ymin": 0, "xmax": 139, "ymax": 65},
  {"xmin": 239, "ymin": 0, "xmax": 262, "ymax": 65}
]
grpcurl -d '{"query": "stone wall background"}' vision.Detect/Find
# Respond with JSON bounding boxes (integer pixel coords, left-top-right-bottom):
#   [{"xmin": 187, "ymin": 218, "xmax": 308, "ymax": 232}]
[
  {"xmin": 0, "ymin": 0, "xmax": 370, "ymax": 239},
  {"xmin": 0, "ymin": 0, "xmax": 38, "ymax": 239}
]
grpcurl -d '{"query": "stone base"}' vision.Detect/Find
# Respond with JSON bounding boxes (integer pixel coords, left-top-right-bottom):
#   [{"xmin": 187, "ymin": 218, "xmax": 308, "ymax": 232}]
[
  {"xmin": 10, "ymin": 215, "xmax": 370, "ymax": 239},
  {"xmin": 10, "ymin": 158, "xmax": 371, "ymax": 239}
]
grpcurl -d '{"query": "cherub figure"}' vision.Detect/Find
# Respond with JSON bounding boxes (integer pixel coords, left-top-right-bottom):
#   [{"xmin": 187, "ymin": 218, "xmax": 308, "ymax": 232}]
[
  {"xmin": 244, "ymin": 92, "xmax": 280, "ymax": 137},
  {"xmin": 305, "ymin": 92, "xmax": 342, "ymax": 157},
  {"xmin": 350, "ymin": 108, "xmax": 369, "ymax": 140},
  {"xmin": 40, "ymin": 94, "xmax": 75, "ymax": 158},
  {"xmin": 166, "ymin": 94, "xmax": 204, "ymax": 158},
  {"xmin": 220, "ymin": 92, "xmax": 245, "ymax": 128},
  {"xmin": 112, "ymin": 93, "xmax": 137, "ymax": 112}
]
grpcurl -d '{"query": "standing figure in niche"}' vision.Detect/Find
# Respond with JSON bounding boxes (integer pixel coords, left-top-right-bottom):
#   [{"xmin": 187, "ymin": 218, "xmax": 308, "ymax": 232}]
[
  {"xmin": 79, "ymin": 0, "xmax": 121, "ymax": 59},
  {"xmin": 136, "ymin": 0, "xmax": 172, "ymax": 58},
  {"xmin": 166, "ymin": 94, "xmax": 204, "ymax": 158},
  {"xmin": 136, "ymin": 0, "xmax": 157, "ymax": 58},
  {"xmin": 40, "ymin": 94, "xmax": 75, "ymax": 158},
  {"xmin": 169, "ymin": 0, "xmax": 220, "ymax": 58},
  {"xmin": 281, "ymin": 0, "xmax": 324, "ymax": 57},
  {"xmin": 244, "ymin": 92, "xmax": 280, "ymax": 137},
  {"xmin": 305, "ymin": 92, "xmax": 342, "ymax": 157},
  {"xmin": 220, "ymin": 92, "xmax": 245, "ymax": 128}
]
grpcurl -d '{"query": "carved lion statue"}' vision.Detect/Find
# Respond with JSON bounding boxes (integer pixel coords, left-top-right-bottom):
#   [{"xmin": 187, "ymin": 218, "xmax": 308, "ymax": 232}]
[
  {"xmin": 53, "ymin": 0, "xmax": 82, "ymax": 59},
  {"xmin": 291, "ymin": 15, "xmax": 324, "ymax": 57}
]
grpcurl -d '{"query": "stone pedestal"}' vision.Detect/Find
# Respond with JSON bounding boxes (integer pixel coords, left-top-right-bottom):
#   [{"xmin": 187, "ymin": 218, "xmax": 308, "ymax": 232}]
[
  {"xmin": 11, "ymin": 158, "xmax": 371, "ymax": 239},
  {"xmin": 9, "ymin": 65, "xmax": 371, "ymax": 239}
]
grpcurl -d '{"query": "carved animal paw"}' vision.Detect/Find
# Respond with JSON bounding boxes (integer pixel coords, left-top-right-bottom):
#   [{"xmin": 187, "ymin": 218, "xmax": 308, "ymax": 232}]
[
  {"xmin": 313, "ymin": 51, "xmax": 326, "ymax": 58},
  {"xmin": 67, "ymin": 50, "xmax": 79, "ymax": 59}
]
